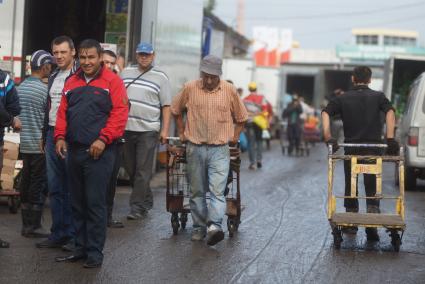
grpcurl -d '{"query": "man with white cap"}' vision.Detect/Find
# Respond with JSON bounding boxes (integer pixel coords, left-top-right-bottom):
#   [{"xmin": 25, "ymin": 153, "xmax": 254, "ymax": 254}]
[
  {"xmin": 120, "ymin": 42, "xmax": 171, "ymax": 219},
  {"xmin": 17, "ymin": 50, "xmax": 54, "ymax": 238},
  {"xmin": 171, "ymin": 55, "xmax": 248, "ymax": 246}
]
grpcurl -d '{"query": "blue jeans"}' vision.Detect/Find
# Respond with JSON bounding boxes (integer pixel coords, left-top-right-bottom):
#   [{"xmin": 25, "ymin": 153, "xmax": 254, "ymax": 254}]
[
  {"xmin": 186, "ymin": 143, "xmax": 230, "ymax": 230},
  {"xmin": 45, "ymin": 128, "xmax": 74, "ymax": 241},
  {"xmin": 246, "ymin": 124, "xmax": 263, "ymax": 164}
]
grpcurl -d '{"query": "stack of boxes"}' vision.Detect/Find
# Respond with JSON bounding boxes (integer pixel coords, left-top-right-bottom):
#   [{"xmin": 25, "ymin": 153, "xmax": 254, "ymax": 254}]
[{"xmin": 1, "ymin": 141, "xmax": 18, "ymax": 191}]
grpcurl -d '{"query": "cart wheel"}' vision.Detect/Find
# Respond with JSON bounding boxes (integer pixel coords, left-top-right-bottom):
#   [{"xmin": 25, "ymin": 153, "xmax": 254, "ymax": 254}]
[
  {"xmin": 390, "ymin": 231, "xmax": 401, "ymax": 252},
  {"xmin": 332, "ymin": 228, "xmax": 343, "ymax": 249},
  {"xmin": 227, "ymin": 218, "xmax": 237, "ymax": 238},
  {"xmin": 180, "ymin": 213, "xmax": 188, "ymax": 230},
  {"xmin": 171, "ymin": 213, "xmax": 180, "ymax": 235},
  {"xmin": 8, "ymin": 196, "xmax": 18, "ymax": 214}
]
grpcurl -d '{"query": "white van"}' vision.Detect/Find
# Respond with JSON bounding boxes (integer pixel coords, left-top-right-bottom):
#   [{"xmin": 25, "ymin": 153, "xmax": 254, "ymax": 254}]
[{"xmin": 398, "ymin": 72, "xmax": 425, "ymax": 190}]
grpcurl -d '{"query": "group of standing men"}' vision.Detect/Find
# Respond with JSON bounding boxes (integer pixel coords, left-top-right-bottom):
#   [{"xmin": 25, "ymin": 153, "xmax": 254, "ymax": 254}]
[{"xmin": 0, "ymin": 35, "xmax": 249, "ymax": 264}]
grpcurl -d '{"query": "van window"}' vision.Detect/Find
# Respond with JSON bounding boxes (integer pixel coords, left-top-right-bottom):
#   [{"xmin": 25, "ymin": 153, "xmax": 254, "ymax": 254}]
[{"xmin": 405, "ymin": 83, "xmax": 417, "ymax": 116}]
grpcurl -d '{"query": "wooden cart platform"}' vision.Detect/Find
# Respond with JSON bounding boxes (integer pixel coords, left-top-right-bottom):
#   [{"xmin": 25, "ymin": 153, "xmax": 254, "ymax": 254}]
[{"xmin": 331, "ymin": 212, "xmax": 405, "ymax": 228}]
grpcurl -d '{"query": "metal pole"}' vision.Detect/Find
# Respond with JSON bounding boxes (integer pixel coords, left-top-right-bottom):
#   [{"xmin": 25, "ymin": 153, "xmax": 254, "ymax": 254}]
[{"xmin": 10, "ymin": 0, "xmax": 17, "ymax": 78}]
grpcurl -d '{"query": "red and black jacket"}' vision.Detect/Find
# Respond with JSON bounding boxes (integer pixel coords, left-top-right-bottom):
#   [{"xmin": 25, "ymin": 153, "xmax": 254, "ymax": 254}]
[{"xmin": 54, "ymin": 66, "xmax": 129, "ymax": 146}]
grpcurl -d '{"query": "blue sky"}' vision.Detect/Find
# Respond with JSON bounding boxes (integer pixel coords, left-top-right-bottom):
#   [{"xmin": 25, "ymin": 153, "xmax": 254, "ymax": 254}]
[{"xmin": 214, "ymin": 0, "xmax": 425, "ymax": 49}]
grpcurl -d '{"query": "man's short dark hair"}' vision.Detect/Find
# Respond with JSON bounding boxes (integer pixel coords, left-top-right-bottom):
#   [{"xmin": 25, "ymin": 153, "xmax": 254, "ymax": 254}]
[
  {"xmin": 101, "ymin": 49, "xmax": 117, "ymax": 58},
  {"xmin": 78, "ymin": 39, "xmax": 102, "ymax": 56},
  {"xmin": 353, "ymin": 66, "xmax": 372, "ymax": 84},
  {"xmin": 51, "ymin": 35, "xmax": 75, "ymax": 50}
]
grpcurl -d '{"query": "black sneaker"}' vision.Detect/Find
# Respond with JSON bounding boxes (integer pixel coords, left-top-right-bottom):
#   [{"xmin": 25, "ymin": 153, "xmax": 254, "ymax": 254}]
[
  {"xmin": 341, "ymin": 226, "xmax": 358, "ymax": 234},
  {"xmin": 257, "ymin": 161, "xmax": 262, "ymax": 168},
  {"xmin": 366, "ymin": 228, "xmax": 380, "ymax": 242},
  {"xmin": 206, "ymin": 225, "xmax": 224, "ymax": 246},
  {"xmin": 36, "ymin": 238, "xmax": 67, "ymax": 249},
  {"xmin": 0, "ymin": 238, "xmax": 9, "ymax": 248},
  {"xmin": 62, "ymin": 241, "xmax": 76, "ymax": 252},
  {"xmin": 107, "ymin": 220, "xmax": 124, "ymax": 228},
  {"xmin": 83, "ymin": 258, "xmax": 103, "ymax": 268}
]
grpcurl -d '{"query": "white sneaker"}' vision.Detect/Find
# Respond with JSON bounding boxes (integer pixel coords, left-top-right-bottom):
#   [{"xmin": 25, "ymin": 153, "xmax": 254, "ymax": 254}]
[
  {"xmin": 207, "ymin": 224, "xmax": 224, "ymax": 246},
  {"xmin": 191, "ymin": 228, "xmax": 206, "ymax": 241}
]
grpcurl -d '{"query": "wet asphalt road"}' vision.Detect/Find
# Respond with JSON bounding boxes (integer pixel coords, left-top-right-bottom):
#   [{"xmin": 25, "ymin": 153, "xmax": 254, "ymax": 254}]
[{"xmin": 1, "ymin": 142, "xmax": 425, "ymax": 283}]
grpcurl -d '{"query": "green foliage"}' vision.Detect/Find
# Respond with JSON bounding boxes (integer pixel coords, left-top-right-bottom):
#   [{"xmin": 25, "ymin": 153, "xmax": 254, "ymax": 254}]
[
  {"xmin": 204, "ymin": 0, "xmax": 216, "ymax": 13},
  {"xmin": 106, "ymin": 13, "xmax": 127, "ymax": 32}
]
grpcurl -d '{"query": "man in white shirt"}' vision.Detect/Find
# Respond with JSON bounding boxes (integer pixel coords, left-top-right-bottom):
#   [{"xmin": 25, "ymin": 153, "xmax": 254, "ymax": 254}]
[{"xmin": 37, "ymin": 36, "xmax": 78, "ymax": 249}]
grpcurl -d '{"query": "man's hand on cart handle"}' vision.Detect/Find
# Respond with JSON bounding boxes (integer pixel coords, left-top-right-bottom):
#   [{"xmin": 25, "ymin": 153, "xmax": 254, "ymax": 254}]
[
  {"xmin": 325, "ymin": 137, "xmax": 339, "ymax": 153},
  {"xmin": 179, "ymin": 133, "xmax": 186, "ymax": 143},
  {"xmin": 386, "ymin": 138, "xmax": 400, "ymax": 156},
  {"xmin": 229, "ymin": 137, "xmax": 239, "ymax": 147}
]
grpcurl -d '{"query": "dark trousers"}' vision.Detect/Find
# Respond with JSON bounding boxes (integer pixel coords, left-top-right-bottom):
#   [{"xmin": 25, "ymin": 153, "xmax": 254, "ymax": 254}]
[
  {"xmin": 45, "ymin": 128, "xmax": 73, "ymax": 241},
  {"xmin": 19, "ymin": 153, "xmax": 46, "ymax": 205},
  {"xmin": 123, "ymin": 131, "xmax": 158, "ymax": 213},
  {"xmin": 107, "ymin": 143, "xmax": 123, "ymax": 221},
  {"xmin": 287, "ymin": 124, "xmax": 301, "ymax": 153},
  {"xmin": 68, "ymin": 144, "xmax": 115, "ymax": 261},
  {"xmin": 344, "ymin": 148, "xmax": 381, "ymax": 210}
]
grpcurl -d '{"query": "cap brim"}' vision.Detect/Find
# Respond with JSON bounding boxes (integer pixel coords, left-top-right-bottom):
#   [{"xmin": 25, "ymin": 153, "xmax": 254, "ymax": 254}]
[{"xmin": 200, "ymin": 66, "xmax": 222, "ymax": 76}]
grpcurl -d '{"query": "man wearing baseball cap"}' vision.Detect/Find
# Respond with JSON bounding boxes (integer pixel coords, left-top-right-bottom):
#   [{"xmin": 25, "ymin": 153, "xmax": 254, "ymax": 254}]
[
  {"xmin": 120, "ymin": 42, "xmax": 172, "ymax": 220},
  {"xmin": 171, "ymin": 55, "xmax": 248, "ymax": 246},
  {"xmin": 17, "ymin": 50, "xmax": 54, "ymax": 238}
]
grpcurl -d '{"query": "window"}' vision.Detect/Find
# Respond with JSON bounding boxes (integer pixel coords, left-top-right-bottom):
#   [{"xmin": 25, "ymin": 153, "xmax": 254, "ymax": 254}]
[
  {"xmin": 356, "ymin": 35, "xmax": 378, "ymax": 45},
  {"xmin": 384, "ymin": 36, "xmax": 417, "ymax": 47}
]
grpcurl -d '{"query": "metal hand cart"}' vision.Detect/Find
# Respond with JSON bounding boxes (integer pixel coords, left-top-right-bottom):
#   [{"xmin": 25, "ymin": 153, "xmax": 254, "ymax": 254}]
[
  {"xmin": 166, "ymin": 138, "xmax": 241, "ymax": 237},
  {"xmin": 327, "ymin": 143, "xmax": 406, "ymax": 251}
]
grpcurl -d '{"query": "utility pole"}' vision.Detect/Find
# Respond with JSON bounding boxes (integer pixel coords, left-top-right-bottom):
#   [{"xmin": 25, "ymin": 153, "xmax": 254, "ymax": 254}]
[{"xmin": 236, "ymin": 0, "xmax": 245, "ymax": 35}]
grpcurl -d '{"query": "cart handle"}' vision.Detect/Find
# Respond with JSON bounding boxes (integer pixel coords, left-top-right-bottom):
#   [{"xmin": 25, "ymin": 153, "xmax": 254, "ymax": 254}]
[{"xmin": 338, "ymin": 143, "xmax": 388, "ymax": 148}]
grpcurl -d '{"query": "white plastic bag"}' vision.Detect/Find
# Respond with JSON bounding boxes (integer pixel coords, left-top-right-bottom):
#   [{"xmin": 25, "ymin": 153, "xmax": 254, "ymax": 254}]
[{"xmin": 262, "ymin": 129, "xmax": 271, "ymax": 140}]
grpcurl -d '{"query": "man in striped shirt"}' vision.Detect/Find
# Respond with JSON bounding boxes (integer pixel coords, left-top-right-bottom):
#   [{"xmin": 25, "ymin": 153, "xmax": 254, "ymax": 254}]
[
  {"xmin": 171, "ymin": 55, "xmax": 248, "ymax": 246},
  {"xmin": 17, "ymin": 50, "xmax": 54, "ymax": 238},
  {"xmin": 120, "ymin": 42, "xmax": 171, "ymax": 219}
]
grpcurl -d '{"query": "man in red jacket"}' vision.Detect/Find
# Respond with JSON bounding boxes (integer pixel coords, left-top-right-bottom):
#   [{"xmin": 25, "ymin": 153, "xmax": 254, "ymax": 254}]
[{"xmin": 54, "ymin": 39, "xmax": 129, "ymax": 268}]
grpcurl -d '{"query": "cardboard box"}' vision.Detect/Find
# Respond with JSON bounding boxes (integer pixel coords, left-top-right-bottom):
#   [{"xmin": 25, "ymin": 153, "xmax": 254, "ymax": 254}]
[
  {"xmin": 1, "ymin": 159, "xmax": 16, "ymax": 175},
  {"xmin": 3, "ymin": 141, "xmax": 19, "ymax": 160},
  {"xmin": 1, "ymin": 174, "xmax": 14, "ymax": 191}
]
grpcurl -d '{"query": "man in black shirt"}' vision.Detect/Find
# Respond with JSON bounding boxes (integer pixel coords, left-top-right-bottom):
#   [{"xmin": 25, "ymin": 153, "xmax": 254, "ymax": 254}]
[{"xmin": 322, "ymin": 66, "xmax": 398, "ymax": 241}]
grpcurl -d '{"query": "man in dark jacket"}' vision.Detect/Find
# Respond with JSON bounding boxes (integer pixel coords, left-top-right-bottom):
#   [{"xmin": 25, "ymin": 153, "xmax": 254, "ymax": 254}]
[
  {"xmin": 54, "ymin": 39, "xmax": 128, "ymax": 268},
  {"xmin": 36, "ymin": 36, "xmax": 78, "ymax": 249},
  {"xmin": 322, "ymin": 66, "xmax": 397, "ymax": 242},
  {"xmin": 282, "ymin": 95, "xmax": 303, "ymax": 155},
  {"xmin": 0, "ymin": 68, "xmax": 21, "ymax": 248}
]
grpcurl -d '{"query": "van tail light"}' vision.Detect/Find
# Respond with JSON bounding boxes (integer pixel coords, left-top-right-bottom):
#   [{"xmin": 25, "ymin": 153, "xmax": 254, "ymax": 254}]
[{"xmin": 408, "ymin": 127, "xmax": 419, "ymax": 146}]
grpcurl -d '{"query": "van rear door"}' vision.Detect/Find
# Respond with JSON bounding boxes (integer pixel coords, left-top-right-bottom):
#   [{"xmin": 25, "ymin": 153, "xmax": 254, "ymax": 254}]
[{"xmin": 415, "ymin": 78, "xmax": 425, "ymax": 156}]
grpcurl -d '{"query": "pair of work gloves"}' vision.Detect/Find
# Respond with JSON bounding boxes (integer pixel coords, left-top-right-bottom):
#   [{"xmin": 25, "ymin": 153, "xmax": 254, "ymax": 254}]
[{"xmin": 325, "ymin": 138, "xmax": 399, "ymax": 155}]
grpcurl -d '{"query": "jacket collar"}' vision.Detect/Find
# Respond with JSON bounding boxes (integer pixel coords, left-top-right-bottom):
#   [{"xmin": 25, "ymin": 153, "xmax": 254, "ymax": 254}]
[
  {"xmin": 353, "ymin": 84, "xmax": 369, "ymax": 90},
  {"xmin": 51, "ymin": 59, "xmax": 79, "ymax": 78},
  {"xmin": 76, "ymin": 64, "xmax": 104, "ymax": 82}
]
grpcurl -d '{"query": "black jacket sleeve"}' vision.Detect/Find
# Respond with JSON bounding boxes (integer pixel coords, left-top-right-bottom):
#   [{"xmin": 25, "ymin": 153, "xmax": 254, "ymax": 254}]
[
  {"xmin": 5, "ymin": 84, "xmax": 20, "ymax": 117},
  {"xmin": 0, "ymin": 72, "xmax": 20, "ymax": 127}
]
